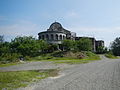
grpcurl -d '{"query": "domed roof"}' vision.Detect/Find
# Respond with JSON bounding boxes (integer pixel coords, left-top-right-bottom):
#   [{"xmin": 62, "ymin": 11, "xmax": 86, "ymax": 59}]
[{"xmin": 49, "ymin": 22, "xmax": 63, "ymax": 31}]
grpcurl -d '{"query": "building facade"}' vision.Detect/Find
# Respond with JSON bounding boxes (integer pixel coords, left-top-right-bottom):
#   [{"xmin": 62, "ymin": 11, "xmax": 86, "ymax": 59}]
[
  {"xmin": 95, "ymin": 40, "xmax": 104, "ymax": 50},
  {"xmin": 38, "ymin": 22, "xmax": 76, "ymax": 44},
  {"xmin": 38, "ymin": 22, "xmax": 104, "ymax": 52}
]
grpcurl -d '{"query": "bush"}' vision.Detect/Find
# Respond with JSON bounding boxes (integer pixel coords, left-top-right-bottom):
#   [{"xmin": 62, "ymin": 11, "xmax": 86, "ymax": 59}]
[
  {"xmin": 24, "ymin": 56, "xmax": 31, "ymax": 61},
  {"xmin": 51, "ymin": 51, "xmax": 65, "ymax": 57},
  {"xmin": 83, "ymin": 51, "xmax": 100, "ymax": 60},
  {"xmin": 0, "ymin": 53, "xmax": 20, "ymax": 63},
  {"xmin": 105, "ymin": 53, "xmax": 118, "ymax": 59}
]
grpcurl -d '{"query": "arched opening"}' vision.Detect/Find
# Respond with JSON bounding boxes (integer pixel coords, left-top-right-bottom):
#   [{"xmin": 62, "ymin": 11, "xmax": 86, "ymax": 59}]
[
  {"xmin": 63, "ymin": 36, "xmax": 65, "ymax": 40},
  {"xmin": 46, "ymin": 34, "xmax": 49, "ymax": 40},
  {"xmin": 51, "ymin": 34, "xmax": 54, "ymax": 40},
  {"xmin": 39, "ymin": 36, "xmax": 41, "ymax": 40},
  {"xmin": 42, "ymin": 35, "xmax": 45, "ymax": 40},
  {"xmin": 60, "ymin": 35, "xmax": 62, "ymax": 40},
  {"xmin": 56, "ymin": 34, "xmax": 58, "ymax": 40}
]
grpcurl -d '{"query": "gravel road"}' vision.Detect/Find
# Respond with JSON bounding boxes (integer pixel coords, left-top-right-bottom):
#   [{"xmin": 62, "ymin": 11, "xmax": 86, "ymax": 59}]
[
  {"xmin": 1, "ymin": 56, "xmax": 120, "ymax": 90},
  {"xmin": 0, "ymin": 61, "xmax": 77, "ymax": 72},
  {"xmin": 0, "ymin": 61, "xmax": 60, "ymax": 71},
  {"xmin": 18, "ymin": 58, "xmax": 120, "ymax": 90}
]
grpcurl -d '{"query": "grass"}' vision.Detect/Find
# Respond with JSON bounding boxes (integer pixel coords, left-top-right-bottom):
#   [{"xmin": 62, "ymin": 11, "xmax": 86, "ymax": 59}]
[
  {"xmin": 54, "ymin": 54, "xmax": 100, "ymax": 64},
  {"xmin": 30, "ymin": 56, "xmax": 100, "ymax": 62},
  {"xmin": 30, "ymin": 51, "xmax": 101, "ymax": 64},
  {"xmin": 0, "ymin": 69, "xmax": 59, "ymax": 90},
  {"xmin": 54, "ymin": 60, "xmax": 90, "ymax": 64},
  {"xmin": 105, "ymin": 54, "xmax": 118, "ymax": 59},
  {"xmin": 32, "ymin": 51, "xmax": 99, "ymax": 59},
  {"xmin": 0, "ymin": 62, "xmax": 19, "ymax": 67},
  {"xmin": 0, "ymin": 51, "xmax": 101, "ymax": 67}
]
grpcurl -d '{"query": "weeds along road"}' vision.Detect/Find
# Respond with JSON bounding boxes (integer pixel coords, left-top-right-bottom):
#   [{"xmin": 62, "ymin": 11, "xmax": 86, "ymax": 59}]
[{"xmin": 18, "ymin": 57, "xmax": 120, "ymax": 90}]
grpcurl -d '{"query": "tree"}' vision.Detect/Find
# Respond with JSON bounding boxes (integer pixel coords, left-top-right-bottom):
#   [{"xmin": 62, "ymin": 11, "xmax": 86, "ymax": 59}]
[
  {"xmin": 96, "ymin": 46, "xmax": 105, "ymax": 54},
  {"xmin": 0, "ymin": 35, "xmax": 4, "ymax": 43},
  {"xmin": 104, "ymin": 47, "xmax": 108, "ymax": 53},
  {"xmin": 0, "ymin": 42, "xmax": 10, "ymax": 56},
  {"xmin": 0, "ymin": 36, "xmax": 50, "ymax": 63},
  {"xmin": 10, "ymin": 36, "xmax": 48, "ymax": 57},
  {"xmin": 76, "ymin": 38, "xmax": 92, "ymax": 51},
  {"xmin": 44, "ymin": 44, "xmax": 58, "ymax": 53},
  {"xmin": 37, "ymin": 40, "xmax": 48, "ymax": 53},
  {"xmin": 111, "ymin": 37, "xmax": 120, "ymax": 56},
  {"xmin": 62, "ymin": 40, "xmax": 75, "ymax": 51}
]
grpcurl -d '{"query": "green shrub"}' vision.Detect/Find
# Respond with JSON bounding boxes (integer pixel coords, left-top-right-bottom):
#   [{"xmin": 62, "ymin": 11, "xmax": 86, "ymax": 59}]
[
  {"xmin": 51, "ymin": 51, "xmax": 65, "ymax": 57},
  {"xmin": 83, "ymin": 51, "xmax": 100, "ymax": 60},
  {"xmin": 0, "ymin": 53, "xmax": 20, "ymax": 63},
  {"xmin": 24, "ymin": 56, "xmax": 31, "ymax": 61},
  {"xmin": 105, "ymin": 54, "xmax": 118, "ymax": 59}
]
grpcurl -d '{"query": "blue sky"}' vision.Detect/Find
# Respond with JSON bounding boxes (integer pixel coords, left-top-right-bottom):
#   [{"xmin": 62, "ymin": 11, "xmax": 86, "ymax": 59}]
[{"xmin": 0, "ymin": 0, "xmax": 120, "ymax": 47}]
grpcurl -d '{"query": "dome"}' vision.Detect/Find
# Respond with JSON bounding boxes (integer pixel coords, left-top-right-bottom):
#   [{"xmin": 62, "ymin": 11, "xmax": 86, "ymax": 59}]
[{"xmin": 48, "ymin": 22, "xmax": 63, "ymax": 31}]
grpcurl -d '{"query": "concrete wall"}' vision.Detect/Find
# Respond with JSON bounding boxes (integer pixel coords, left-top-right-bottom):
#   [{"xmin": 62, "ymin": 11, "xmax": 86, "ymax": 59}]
[{"xmin": 38, "ymin": 32, "xmax": 66, "ymax": 44}]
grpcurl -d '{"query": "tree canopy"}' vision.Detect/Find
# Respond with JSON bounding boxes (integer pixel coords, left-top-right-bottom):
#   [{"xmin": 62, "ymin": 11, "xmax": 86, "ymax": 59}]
[
  {"xmin": 111, "ymin": 37, "xmax": 120, "ymax": 56},
  {"xmin": 62, "ymin": 40, "xmax": 75, "ymax": 51},
  {"xmin": 76, "ymin": 38, "xmax": 92, "ymax": 51},
  {"xmin": 0, "ymin": 35, "xmax": 4, "ymax": 43},
  {"xmin": 10, "ymin": 36, "xmax": 48, "ymax": 56},
  {"xmin": 62, "ymin": 38, "xmax": 92, "ymax": 51},
  {"xmin": 0, "ymin": 36, "xmax": 49, "ymax": 63},
  {"xmin": 0, "ymin": 36, "xmax": 97, "ymax": 63}
]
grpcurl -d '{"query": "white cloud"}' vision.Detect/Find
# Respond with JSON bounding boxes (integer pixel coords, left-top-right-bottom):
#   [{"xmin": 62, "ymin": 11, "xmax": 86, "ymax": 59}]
[
  {"xmin": 0, "ymin": 20, "xmax": 41, "ymax": 41},
  {"xmin": 114, "ymin": 27, "xmax": 120, "ymax": 31}
]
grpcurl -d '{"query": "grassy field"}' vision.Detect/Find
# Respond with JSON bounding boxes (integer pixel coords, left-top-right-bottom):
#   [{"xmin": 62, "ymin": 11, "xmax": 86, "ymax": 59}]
[
  {"xmin": 0, "ymin": 62, "xmax": 19, "ymax": 67},
  {"xmin": 0, "ymin": 69, "xmax": 58, "ymax": 90},
  {"xmin": 0, "ymin": 51, "xmax": 101, "ymax": 67},
  {"xmin": 30, "ymin": 51, "xmax": 101, "ymax": 64},
  {"xmin": 54, "ymin": 53, "xmax": 100, "ymax": 64},
  {"xmin": 105, "ymin": 54, "xmax": 118, "ymax": 59},
  {"xmin": 54, "ymin": 59, "xmax": 91, "ymax": 64}
]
